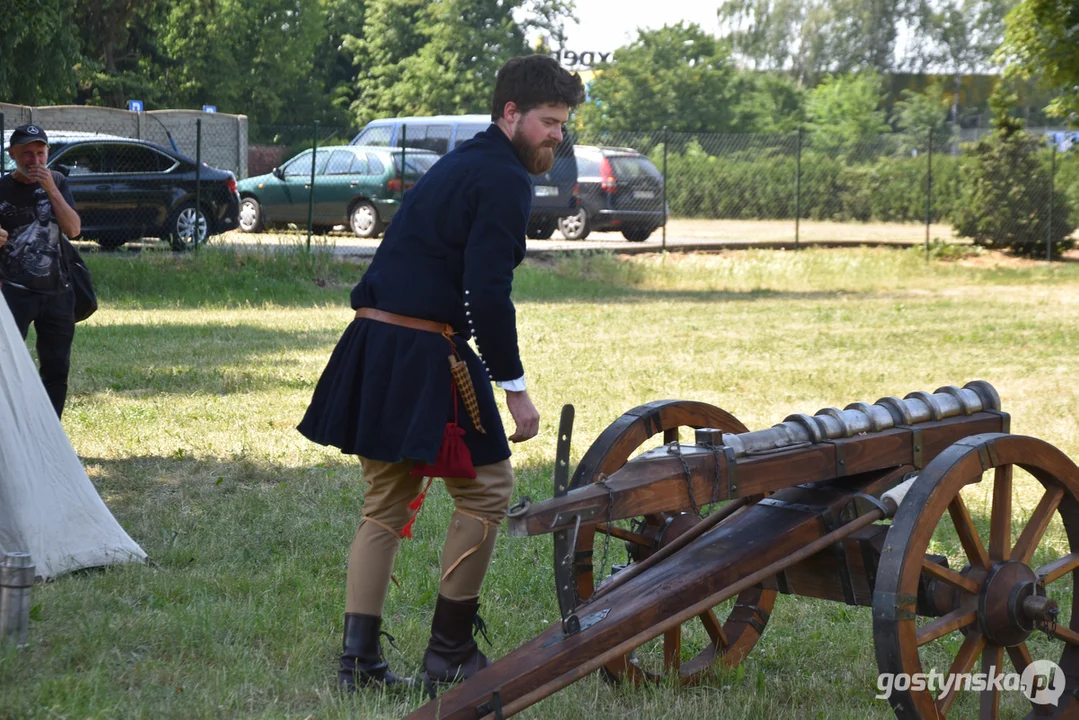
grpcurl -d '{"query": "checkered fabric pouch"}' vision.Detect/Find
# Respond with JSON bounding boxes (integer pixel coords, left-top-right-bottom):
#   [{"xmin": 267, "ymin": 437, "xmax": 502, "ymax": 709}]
[{"xmin": 448, "ymin": 355, "xmax": 487, "ymax": 435}]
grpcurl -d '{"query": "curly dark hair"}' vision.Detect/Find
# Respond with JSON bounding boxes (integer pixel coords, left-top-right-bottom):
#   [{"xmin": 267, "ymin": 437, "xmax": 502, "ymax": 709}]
[{"xmin": 491, "ymin": 55, "xmax": 586, "ymax": 121}]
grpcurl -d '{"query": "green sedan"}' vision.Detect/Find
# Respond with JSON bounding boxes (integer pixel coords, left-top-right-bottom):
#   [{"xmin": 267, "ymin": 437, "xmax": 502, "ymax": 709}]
[{"xmin": 237, "ymin": 145, "xmax": 439, "ymax": 237}]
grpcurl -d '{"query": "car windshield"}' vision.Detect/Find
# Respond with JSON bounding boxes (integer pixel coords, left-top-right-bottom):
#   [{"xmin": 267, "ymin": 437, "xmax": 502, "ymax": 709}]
[
  {"xmin": 609, "ymin": 156, "xmax": 662, "ymax": 181},
  {"xmin": 392, "ymin": 154, "xmax": 439, "ymax": 174}
]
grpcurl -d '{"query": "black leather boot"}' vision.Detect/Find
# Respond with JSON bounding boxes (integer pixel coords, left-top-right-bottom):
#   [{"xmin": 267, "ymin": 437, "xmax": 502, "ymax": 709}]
[
  {"xmin": 422, "ymin": 595, "xmax": 490, "ymax": 684},
  {"xmin": 338, "ymin": 613, "xmax": 412, "ymax": 691}
]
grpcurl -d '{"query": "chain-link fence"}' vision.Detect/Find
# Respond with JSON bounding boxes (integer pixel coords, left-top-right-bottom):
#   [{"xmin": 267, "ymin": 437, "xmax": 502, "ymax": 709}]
[{"xmin": 2, "ymin": 109, "xmax": 1077, "ymax": 258}]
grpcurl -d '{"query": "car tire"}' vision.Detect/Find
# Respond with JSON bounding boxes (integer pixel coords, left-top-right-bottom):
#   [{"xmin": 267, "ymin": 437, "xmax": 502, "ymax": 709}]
[
  {"xmin": 349, "ymin": 200, "xmax": 383, "ymax": 238},
  {"xmin": 165, "ymin": 202, "xmax": 209, "ymax": 252},
  {"xmin": 558, "ymin": 207, "xmax": 591, "ymax": 241},
  {"xmin": 527, "ymin": 220, "xmax": 556, "ymax": 240},
  {"xmin": 622, "ymin": 225, "xmax": 654, "ymax": 242},
  {"xmin": 238, "ymin": 197, "xmax": 264, "ymax": 233}
]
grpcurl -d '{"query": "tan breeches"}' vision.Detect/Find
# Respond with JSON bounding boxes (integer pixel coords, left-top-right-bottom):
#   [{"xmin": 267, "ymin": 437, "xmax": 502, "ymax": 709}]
[{"xmin": 345, "ymin": 457, "xmax": 515, "ymax": 616}]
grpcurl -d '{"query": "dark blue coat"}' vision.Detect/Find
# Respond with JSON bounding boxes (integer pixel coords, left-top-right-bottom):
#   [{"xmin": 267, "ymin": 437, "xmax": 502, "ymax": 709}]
[{"xmin": 297, "ymin": 125, "xmax": 531, "ymax": 467}]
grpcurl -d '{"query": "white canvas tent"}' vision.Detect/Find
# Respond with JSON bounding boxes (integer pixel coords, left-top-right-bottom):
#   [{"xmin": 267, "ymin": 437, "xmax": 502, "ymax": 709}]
[{"xmin": 0, "ymin": 295, "xmax": 146, "ymax": 580}]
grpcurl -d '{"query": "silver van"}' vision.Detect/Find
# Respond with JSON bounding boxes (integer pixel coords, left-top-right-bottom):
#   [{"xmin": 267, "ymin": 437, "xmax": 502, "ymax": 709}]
[{"xmin": 350, "ymin": 115, "xmax": 580, "ymax": 239}]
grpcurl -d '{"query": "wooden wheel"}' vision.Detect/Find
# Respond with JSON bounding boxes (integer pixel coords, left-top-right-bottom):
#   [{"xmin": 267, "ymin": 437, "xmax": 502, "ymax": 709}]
[
  {"xmin": 874, "ymin": 433, "xmax": 1079, "ymax": 719},
  {"xmin": 565, "ymin": 400, "xmax": 777, "ymax": 686}
]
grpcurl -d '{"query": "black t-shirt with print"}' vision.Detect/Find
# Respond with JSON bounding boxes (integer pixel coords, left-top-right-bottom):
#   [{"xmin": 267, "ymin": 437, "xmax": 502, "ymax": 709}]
[{"xmin": 0, "ymin": 171, "xmax": 76, "ymax": 293}]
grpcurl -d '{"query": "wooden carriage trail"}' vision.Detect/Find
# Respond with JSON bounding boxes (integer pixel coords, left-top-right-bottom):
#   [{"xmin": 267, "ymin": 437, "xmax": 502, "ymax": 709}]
[{"xmin": 406, "ymin": 381, "xmax": 1079, "ymax": 720}]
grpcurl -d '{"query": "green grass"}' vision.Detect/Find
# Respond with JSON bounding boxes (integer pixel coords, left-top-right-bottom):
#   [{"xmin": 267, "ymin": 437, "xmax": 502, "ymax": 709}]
[{"xmin": 3, "ymin": 245, "xmax": 1079, "ymax": 719}]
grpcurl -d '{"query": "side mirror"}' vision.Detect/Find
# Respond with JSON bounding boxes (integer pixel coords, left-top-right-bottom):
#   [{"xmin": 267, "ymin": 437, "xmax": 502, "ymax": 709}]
[
  {"xmin": 272, "ymin": 167, "xmax": 284, "ymax": 180},
  {"xmin": 55, "ymin": 164, "xmax": 72, "ymax": 177}
]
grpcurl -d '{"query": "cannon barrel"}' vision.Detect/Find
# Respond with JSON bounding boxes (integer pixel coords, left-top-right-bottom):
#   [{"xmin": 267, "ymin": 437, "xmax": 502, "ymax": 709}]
[{"xmin": 718, "ymin": 380, "xmax": 1000, "ymax": 458}]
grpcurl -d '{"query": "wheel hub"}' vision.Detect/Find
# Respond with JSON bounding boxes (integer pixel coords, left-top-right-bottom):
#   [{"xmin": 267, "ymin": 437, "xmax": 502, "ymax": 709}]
[{"xmin": 977, "ymin": 560, "xmax": 1056, "ymax": 646}]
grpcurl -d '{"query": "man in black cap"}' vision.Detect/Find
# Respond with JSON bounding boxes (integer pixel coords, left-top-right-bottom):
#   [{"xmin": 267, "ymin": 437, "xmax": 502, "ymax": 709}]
[
  {"xmin": 299, "ymin": 55, "xmax": 584, "ymax": 691},
  {"xmin": 0, "ymin": 124, "xmax": 82, "ymax": 417}
]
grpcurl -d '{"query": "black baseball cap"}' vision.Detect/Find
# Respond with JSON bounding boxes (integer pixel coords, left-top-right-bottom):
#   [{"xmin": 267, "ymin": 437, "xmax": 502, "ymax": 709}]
[{"xmin": 8, "ymin": 124, "xmax": 49, "ymax": 148}]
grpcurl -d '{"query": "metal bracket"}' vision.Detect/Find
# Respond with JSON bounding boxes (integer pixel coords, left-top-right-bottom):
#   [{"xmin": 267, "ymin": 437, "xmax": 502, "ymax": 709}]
[
  {"xmin": 545, "ymin": 608, "xmax": 611, "ymax": 645},
  {"xmin": 551, "ymin": 505, "xmax": 602, "ymax": 528},
  {"xmin": 822, "ymin": 439, "xmax": 847, "ymax": 477},
  {"xmin": 982, "ymin": 409, "xmax": 1011, "ymax": 433},
  {"xmin": 896, "ymin": 425, "xmax": 924, "ymax": 469},
  {"xmin": 724, "ymin": 445, "xmax": 738, "ymax": 498},
  {"xmin": 552, "ymin": 405, "xmax": 581, "ymax": 622},
  {"xmin": 734, "ymin": 603, "xmax": 771, "ymax": 635},
  {"xmin": 475, "ymin": 689, "xmax": 504, "ymax": 719}
]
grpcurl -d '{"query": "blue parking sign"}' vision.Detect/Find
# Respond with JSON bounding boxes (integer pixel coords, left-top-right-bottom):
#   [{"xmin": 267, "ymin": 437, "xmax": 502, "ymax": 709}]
[
  {"xmin": 127, "ymin": 100, "xmax": 144, "ymax": 112},
  {"xmin": 202, "ymin": 105, "xmax": 217, "ymax": 114}
]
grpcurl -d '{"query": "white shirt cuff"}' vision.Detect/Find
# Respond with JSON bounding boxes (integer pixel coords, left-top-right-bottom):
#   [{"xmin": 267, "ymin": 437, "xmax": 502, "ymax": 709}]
[{"xmin": 496, "ymin": 375, "xmax": 527, "ymax": 392}]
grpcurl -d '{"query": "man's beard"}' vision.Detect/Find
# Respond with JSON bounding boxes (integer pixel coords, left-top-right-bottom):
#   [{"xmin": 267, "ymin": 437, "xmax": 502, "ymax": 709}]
[{"xmin": 511, "ymin": 127, "xmax": 556, "ymax": 175}]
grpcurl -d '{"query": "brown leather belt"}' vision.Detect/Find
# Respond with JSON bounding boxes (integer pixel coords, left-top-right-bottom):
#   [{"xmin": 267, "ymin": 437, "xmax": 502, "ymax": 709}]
[{"xmin": 355, "ymin": 307, "xmax": 454, "ymax": 337}]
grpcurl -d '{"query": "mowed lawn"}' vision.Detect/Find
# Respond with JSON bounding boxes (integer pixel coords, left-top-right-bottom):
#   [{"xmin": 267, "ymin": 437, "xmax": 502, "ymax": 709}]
[{"xmin": 2, "ymin": 245, "xmax": 1078, "ymax": 719}]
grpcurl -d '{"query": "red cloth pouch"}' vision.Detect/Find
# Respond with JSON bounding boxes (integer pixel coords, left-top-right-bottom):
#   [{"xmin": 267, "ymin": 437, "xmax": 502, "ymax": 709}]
[{"xmin": 410, "ymin": 421, "xmax": 476, "ymax": 479}]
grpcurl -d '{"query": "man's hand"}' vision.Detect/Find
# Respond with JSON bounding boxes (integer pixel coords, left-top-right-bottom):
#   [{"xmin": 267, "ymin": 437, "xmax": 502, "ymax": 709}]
[
  {"xmin": 0, "ymin": 227, "xmax": 7, "ymax": 247},
  {"xmin": 505, "ymin": 389, "xmax": 540, "ymax": 443},
  {"xmin": 25, "ymin": 165, "xmax": 56, "ymax": 193}
]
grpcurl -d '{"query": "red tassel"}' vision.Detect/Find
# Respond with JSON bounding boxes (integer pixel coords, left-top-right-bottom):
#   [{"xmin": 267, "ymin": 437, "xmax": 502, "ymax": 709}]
[
  {"xmin": 411, "ymin": 422, "xmax": 477, "ymax": 479},
  {"xmin": 400, "ymin": 478, "xmax": 432, "ymax": 540}
]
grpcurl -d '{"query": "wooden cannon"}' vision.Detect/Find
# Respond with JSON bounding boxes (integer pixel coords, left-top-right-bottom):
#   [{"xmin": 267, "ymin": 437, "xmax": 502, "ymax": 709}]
[{"xmin": 406, "ymin": 381, "xmax": 1079, "ymax": 719}]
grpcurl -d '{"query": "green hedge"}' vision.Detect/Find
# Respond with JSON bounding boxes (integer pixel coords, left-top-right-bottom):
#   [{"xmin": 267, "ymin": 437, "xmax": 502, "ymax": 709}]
[{"xmin": 659, "ymin": 142, "xmax": 965, "ymax": 223}]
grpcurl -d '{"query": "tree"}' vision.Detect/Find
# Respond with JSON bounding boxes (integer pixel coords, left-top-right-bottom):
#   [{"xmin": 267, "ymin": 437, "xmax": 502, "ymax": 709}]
[
  {"xmin": 576, "ymin": 23, "xmax": 743, "ymax": 134},
  {"xmin": 74, "ymin": 0, "xmax": 168, "ymax": 107},
  {"xmin": 734, "ymin": 72, "xmax": 806, "ymax": 134},
  {"xmin": 348, "ymin": 0, "xmax": 570, "ymax": 125},
  {"xmin": 0, "ymin": 0, "xmax": 81, "ymax": 105},
  {"xmin": 717, "ymin": 0, "xmax": 906, "ymax": 85},
  {"xmin": 904, "ymin": 0, "xmax": 1016, "ymax": 130},
  {"xmin": 805, "ymin": 72, "xmax": 891, "ymax": 155},
  {"xmin": 1000, "ymin": 0, "xmax": 1079, "ymax": 123},
  {"xmin": 954, "ymin": 90, "xmax": 1076, "ymax": 256},
  {"xmin": 893, "ymin": 82, "xmax": 953, "ymax": 152}
]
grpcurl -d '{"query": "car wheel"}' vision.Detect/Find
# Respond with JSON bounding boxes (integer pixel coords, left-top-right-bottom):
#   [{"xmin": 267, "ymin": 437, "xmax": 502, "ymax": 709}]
[
  {"xmin": 238, "ymin": 197, "xmax": 264, "ymax": 233},
  {"xmin": 527, "ymin": 220, "xmax": 556, "ymax": 240},
  {"xmin": 166, "ymin": 203, "xmax": 208, "ymax": 251},
  {"xmin": 349, "ymin": 200, "xmax": 382, "ymax": 238},
  {"xmin": 558, "ymin": 207, "xmax": 591, "ymax": 241},
  {"xmin": 622, "ymin": 225, "xmax": 654, "ymax": 242}
]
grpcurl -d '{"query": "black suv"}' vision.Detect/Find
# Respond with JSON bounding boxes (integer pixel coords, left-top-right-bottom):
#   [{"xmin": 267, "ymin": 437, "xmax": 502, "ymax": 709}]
[
  {"xmin": 558, "ymin": 145, "xmax": 666, "ymax": 241},
  {"xmin": 4, "ymin": 132, "xmax": 241, "ymax": 251}
]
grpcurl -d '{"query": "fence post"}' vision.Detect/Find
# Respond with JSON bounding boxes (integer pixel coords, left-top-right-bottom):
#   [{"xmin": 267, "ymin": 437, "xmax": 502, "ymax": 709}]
[
  {"xmin": 662, "ymin": 126, "xmax": 668, "ymax": 251},
  {"xmin": 925, "ymin": 127, "xmax": 933, "ymax": 262},
  {"xmin": 195, "ymin": 119, "xmax": 202, "ymax": 253},
  {"xmin": 0, "ymin": 112, "xmax": 5, "ymax": 174},
  {"xmin": 795, "ymin": 127, "xmax": 802, "ymax": 249},
  {"xmin": 1048, "ymin": 140, "xmax": 1056, "ymax": 262},
  {"xmin": 307, "ymin": 120, "xmax": 318, "ymax": 251}
]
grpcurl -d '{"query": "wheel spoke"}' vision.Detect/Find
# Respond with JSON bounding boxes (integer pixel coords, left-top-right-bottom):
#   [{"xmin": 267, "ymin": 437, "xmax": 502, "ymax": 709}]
[
  {"xmin": 936, "ymin": 632, "xmax": 987, "ymax": 715},
  {"xmin": 663, "ymin": 428, "xmax": 679, "ymax": 443},
  {"xmin": 989, "ymin": 465, "xmax": 1012, "ymax": 562},
  {"xmin": 699, "ymin": 609, "xmax": 729, "ymax": 649},
  {"xmin": 663, "ymin": 627, "xmax": 681, "ymax": 672},
  {"xmin": 1007, "ymin": 642, "xmax": 1033, "ymax": 676},
  {"xmin": 979, "ymin": 644, "xmax": 1003, "ymax": 720},
  {"xmin": 1014, "ymin": 486, "xmax": 1066, "ymax": 564},
  {"xmin": 1045, "ymin": 623, "xmax": 1079, "ymax": 646},
  {"xmin": 1036, "ymin": 552, "xmax": 1079, "ymax": 585},
  {"xmin": 918, "ymin": 608, "xmax": 978, "ymax": 646},
  {"xmin": 949, "ymin": 494, "xmax": 991, "ymax": 570},
  {"xmin": 922, "ymin": 558, "xmax": 981, "ymax": 594},
  {"xmin": 594, "ymin": 523, "xmax": 654, "ymax": 548}
]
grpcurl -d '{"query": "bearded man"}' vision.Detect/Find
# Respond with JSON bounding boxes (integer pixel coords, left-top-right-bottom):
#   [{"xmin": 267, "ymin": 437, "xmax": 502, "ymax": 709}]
[{"xmin": 298, "ymin": 55, "xmax": 585, "ymax": 690}]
